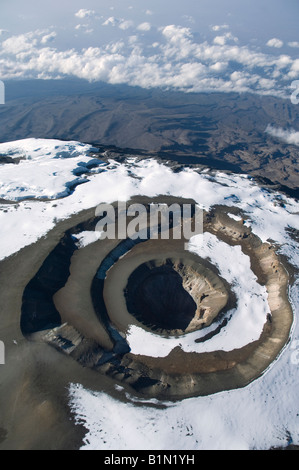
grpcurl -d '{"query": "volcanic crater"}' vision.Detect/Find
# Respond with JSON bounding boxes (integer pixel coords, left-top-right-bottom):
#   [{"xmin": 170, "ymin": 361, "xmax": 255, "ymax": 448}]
[{"xmin": 19, "ymin": 197, "xmax": 294, "ymax": 399}]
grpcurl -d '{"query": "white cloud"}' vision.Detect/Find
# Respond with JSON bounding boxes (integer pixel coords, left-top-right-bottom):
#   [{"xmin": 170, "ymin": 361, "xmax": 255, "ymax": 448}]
[
  {"xmin": 266, "ymin": 38, "xmax": 284, "ymax": 48},
  {"xmin": 213, "ymin": 35, "xmax": 227, "ymax": 46},
  {"xmin": 288, "ymin": 41, "xmax": 299, "ymax": 48},
  {"xmin": 289, "ymin": 59, "xmax": 299, "ymax": 79},
  {"xmin": 102, "ymin": 17, "xmax": 117, "ymax": 27},
  {"xmin": 102, "ymin": 17, "xmax": 134, "ymax": 30},
  {"xmin": 119, "ymin": 20, "xmax": 134, "ymax": 30},
  {"xmin": 1, "ymin": 32, "xmax": 38, "ymax": 54},
  {"xmin": 210, "ymin": 61, "xmax": 228, "ymax": 73},
  {"xmin": 211, "ymin": 24, "xmax": 229, "ymax": 32},
  {"xmin": 265, "ymin": 125, "xmax": 299, "ymax": 146},
  {"xmin": 146, "ymin": 10, "xmax": 153, "ymax": 15},
  {"xmin": 137, "ymin": 22, "xmax": 151, "ymax": 32},
  {"xmin": 41, "ymin": 32, "xmax": 57, "ymax": 45},
  {"xmin": 75, "ymin": 9, "xmax": 95, "ymax": 19},
  {"xmin": 162, "ymin": 24, "xmax": 192, "ymax": 42},
  {"xmin": 213, "ymin": 32, "xmax": 238, "ymax": 46},
  {"xmin": 105, "ymin": 40, "xmax": 125, "ymax": 54},
  {"xmin": 128, "ymin": 35, "xmax": 138, "ymax": 45},
  {"xmin": 75, "ymin": 24, "xmax": 94, "ymax": 34}
]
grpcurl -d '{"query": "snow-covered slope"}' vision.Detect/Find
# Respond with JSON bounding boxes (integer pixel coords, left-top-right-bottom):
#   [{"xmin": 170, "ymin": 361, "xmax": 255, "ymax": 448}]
[
  {"xmin": 0, "ymin": 138, "xmax": 299, "ymax": 450},
  {"xmin": 0, "ymin": 138, "xmax": 103, "ymax": 201}
]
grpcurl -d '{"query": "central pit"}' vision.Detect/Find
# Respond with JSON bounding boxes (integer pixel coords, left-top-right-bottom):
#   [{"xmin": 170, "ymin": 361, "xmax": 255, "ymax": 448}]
[{"xmin": 124, "ymin": 257, "xmax": 230, "ymax": 334}]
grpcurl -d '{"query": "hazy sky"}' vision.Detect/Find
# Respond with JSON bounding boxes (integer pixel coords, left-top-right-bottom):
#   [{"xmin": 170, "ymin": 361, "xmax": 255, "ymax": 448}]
[
  {"xmin": 0, "ymin": 0, "xmax": 298, "ymax": 97},
  {"xmin": 1, "ymin": 0, "xmax": 298, "ymax": 40}
]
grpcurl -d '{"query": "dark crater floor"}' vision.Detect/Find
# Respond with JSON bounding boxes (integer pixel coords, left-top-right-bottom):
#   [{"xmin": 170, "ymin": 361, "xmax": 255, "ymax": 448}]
[{"xmin": 125, "ymin": 262, "xmax": 197, "ymax": 331}]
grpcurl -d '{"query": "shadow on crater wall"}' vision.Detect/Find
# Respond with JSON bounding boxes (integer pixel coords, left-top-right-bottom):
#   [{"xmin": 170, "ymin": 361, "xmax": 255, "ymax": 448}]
[{"xmin": 125, "ymin": 262, "xmax": 197, "ymax": 331}]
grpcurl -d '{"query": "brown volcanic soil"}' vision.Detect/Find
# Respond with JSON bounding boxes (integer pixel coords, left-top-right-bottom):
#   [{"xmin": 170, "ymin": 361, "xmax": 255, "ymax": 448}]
[
  {"xmin": 34, "ymin": 199, "xmax": 294, "ymax": 399},
  {"xmin": 109, "ymin": 206, "xmax": 293, "ymax": 398}
]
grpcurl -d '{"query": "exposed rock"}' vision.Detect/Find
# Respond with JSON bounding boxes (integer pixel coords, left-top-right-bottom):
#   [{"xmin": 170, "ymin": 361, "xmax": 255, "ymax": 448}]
[
  {"xmin": 20, "ymin": 198, "xmax": 294, "ymax": 399},
  {"xmin": 125, "ymin": 259, "xmax": 229, "ymax": 334},
  {"xmin": 44, "ymin": 323, "xmax": 84, "ymax": 355}
]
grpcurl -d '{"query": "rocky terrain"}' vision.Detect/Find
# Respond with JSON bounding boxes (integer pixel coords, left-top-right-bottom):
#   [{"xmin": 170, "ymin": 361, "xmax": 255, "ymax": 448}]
[
  {"xmin": 1, "ymin": 80, "xmax": 299, "ymax": 193},
  {"xmin": 19, "ymin": 199, "xmax": 294, "ymax": 400}
]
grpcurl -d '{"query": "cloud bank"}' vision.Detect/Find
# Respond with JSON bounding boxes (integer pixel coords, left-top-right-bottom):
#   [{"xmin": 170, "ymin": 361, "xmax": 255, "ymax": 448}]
[{"xmin": 0, "ymin": 23, "xmax": 298, "ymax": 98}]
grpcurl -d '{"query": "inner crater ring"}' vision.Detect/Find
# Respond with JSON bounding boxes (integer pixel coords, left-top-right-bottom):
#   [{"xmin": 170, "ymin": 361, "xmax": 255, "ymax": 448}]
[{"xmin": 103, "ymin": 238, "xmax": 233, "ymax": 336}]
